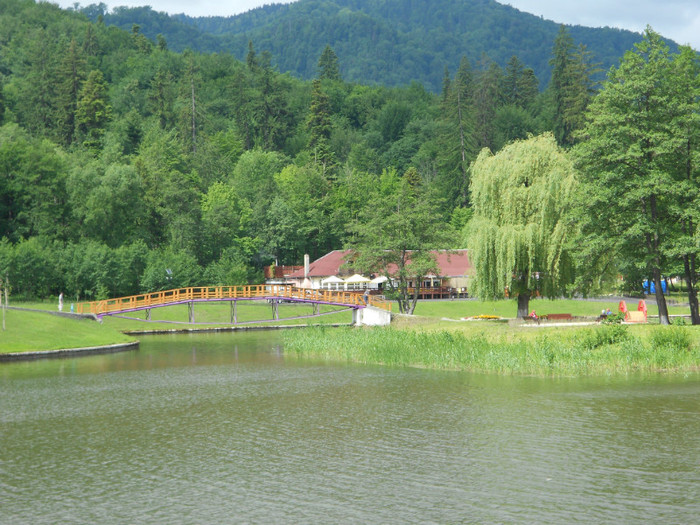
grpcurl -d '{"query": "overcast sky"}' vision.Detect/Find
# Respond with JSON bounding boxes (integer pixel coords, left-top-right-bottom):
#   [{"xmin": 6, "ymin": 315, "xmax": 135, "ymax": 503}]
[{"xmin": 53, "ymin": 0, "xmax": 700, "ymax": 50}]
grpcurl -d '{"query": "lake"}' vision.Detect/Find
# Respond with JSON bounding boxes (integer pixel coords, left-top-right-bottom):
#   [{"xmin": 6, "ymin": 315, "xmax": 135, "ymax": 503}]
[{"xmin": 2, "ymin": 331, "xmax": 699, "ymax": 523}]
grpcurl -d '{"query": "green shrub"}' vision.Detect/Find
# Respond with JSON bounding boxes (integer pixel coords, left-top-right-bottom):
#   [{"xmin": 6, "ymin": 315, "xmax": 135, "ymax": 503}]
[
  {"xmin": 650, "ymin": 326, "xmax": 692, "ymax": 352},
  {"xmin": 601, "ymin": 312, "xmax": 626, "ymax": 324},
  {"xmin": 580, "ymin": 324, "xmax": 629, "ymax": 350}
]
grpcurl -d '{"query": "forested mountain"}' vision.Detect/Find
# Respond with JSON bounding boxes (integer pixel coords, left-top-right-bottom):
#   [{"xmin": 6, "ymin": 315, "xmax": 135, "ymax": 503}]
[
  {"xmin": 1, "ymin": 0, "xmax": 695, "ymax": 316},
  {"xmin": 85, "ymin": 0, "xmax": 651, "ymax": 91}
]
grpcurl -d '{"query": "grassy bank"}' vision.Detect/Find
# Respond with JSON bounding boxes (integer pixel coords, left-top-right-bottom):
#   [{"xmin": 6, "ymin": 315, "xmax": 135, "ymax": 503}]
[
  {"xmin": 0, "ymin": 309, "xmax": 134, "ymax": 353},
  {"xmin": 284, "ymin": 321, "xmax": 700, "ymax": 376},
  {"xmin": 1, "ymin": 301, "xmax": 353, "ymax": 354}
]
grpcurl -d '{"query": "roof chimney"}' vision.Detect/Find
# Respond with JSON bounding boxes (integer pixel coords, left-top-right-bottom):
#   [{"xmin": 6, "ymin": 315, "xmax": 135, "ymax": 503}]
[{"xmin": 304, "ymin": 254, "xmax": 310, "ymax": 278}]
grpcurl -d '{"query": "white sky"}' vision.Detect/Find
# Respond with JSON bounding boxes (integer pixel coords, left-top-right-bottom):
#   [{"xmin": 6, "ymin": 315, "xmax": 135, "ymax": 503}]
[{"xmin": 53, "ymin": 0, "xmax": 700, "ymax": 50}]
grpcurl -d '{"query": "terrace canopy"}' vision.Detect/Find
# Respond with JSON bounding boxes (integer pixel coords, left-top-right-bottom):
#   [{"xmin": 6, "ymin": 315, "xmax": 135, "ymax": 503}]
[
  {"xmin": 321, "ymin": 275, "xmax": 345, "ymax": 290},
  {"xmin": 344, "ymin": 274, "xmax": 371, "ymax": 290},
  {"xmin": 370, "ymin": 275, "xmax": 388, "ymax": 289}
]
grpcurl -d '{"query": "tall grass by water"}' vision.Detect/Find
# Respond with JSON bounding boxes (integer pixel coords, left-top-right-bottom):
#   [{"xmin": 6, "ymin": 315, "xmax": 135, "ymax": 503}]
[{"xmin": 284, "ymin": 324, "xmax": 700, "ymax": 376}]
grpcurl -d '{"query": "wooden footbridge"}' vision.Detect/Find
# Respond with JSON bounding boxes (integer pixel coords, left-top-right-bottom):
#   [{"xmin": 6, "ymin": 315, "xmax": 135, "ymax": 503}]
[{"xmin": 76, "ymin": 285, "xmax": 391, "ymax": 325}]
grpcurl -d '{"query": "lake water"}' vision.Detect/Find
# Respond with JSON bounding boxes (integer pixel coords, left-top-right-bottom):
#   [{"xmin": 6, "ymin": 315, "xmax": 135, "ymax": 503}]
[{"xmin": 1, "ymin": 331, "xmax": 699, "ymax": 524}]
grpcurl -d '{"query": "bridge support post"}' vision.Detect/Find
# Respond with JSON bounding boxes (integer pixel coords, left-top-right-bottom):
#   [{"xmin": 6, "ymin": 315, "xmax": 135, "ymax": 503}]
[
  {"xmin": 188, "ymin": 301, "xmax": 195, "ymax": 323},
  {"xmin": 352, "ymin": 308, "xmax": 360, "ymax": 326},
  {"xmin": 313, "ymin": 302, "xmax": 319, "ymax": 316},
  {"xmin": 146, "ymin": 309, "xmax": 151, "ymax": 321},
  {"xmin": 230, "ymin": 300, "xmax": 238, "ymax": 324},
  {"xmin": 271, "ymin": 299, "xmax": 279, "ymax": 321}
]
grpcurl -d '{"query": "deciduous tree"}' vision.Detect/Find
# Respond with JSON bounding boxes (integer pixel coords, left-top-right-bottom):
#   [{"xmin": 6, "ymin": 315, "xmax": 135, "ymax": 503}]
[
  {"xmin": 468, "ymin": 133, "xmax": 578, "ymax": 318},
  {"xmin": 574, "ymin": 28, "xmax": 679, "ymax": 324},
  {"xmin": 348, "ymin": 168, "xmax": 451, "ymax": 314}
]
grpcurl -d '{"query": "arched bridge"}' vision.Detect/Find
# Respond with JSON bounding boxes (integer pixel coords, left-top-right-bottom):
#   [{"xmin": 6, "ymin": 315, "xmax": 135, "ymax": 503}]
[{"xmin": 76, "ymin": 285, "xmax": 391, "ymax": 325}]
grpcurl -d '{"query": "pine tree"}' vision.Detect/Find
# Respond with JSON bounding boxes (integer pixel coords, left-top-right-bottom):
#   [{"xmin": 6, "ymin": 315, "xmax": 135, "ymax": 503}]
[
  {"xmin": 307, "ymin": 78, "xmax": 334, "ymax": 173},
  {"xmin": 549, "ymin": 26, "xmax": 595, "ymax": 147},
  {"xmin": 55, "ymin": 38, "xmax": 86, "ymax": 146},
  {"xmin": 148, "ymin": 67, "xmax": 174, "ymax": 129},
  {"xmin": 246, "ymin": 40, "xmax": 258, "ymax": 71},
  {"xmin": 473, "ymin": 58, "xmax": 503, "ymax": 152},
  {"xmin": 503, "ymin": 55, "xmax": 539, "ymax": 109},
  {"xmin": 435, "ymin": 56, "xmax": 475, "ymax": 207},
  {"xmin": 317, "ymin": 44, "xmax": 341, "ymax": 81},
  {"xmin": 441, "ymin": 66, "xmax": 451, "ymax": 104},
  {"xmin": 76, "ymin": 70, "xmax": 112, "ymax": 151}
]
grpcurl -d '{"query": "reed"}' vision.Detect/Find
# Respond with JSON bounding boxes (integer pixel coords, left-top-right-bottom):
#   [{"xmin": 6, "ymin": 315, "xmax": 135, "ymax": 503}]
[{"xmin": 284, "ymin": 324, "xmax": 700, "ymax": 376}]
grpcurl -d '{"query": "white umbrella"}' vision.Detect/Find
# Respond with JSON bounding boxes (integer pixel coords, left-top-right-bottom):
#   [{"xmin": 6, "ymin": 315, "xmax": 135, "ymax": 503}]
[
  {"xmin": 345, "ymin": 274, "xmax": 370, "ymax": 283},
  {"xmin": 321, "ymin": 275, "xmax": 345, "ymax": 290},
  {"xmin": 345, "ymin": 273, "xmax": 371, "ymax": 290},
  {"xmin": 370, "ymin": 275, "xmax": 388, "ymax": 290}
]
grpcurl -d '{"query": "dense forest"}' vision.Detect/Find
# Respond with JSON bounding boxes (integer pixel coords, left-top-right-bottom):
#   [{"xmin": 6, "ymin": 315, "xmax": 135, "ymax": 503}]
[
  {"xmin": 0, "ymin": 0, "xmax": 698, "ymax": 324},
  {"xmin": 80, "ymin": 0, "xmax": 652, "ymax": 92}
]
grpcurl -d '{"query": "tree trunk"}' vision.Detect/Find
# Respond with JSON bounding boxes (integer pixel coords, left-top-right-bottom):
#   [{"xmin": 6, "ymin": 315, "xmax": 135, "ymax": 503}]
[
  {"xmin": 517, "ymin": 293, "xmax": 530, "ymax": 319},
  {"xmin": 652, "ymin": 268, "xmax": 670, "ymax": 325},
  {"xmin": 406, "ymin": 288, "xmax": 420, "ymax": 315},
  {"xmin": 683, "ymin": 254, "xmax": 700, "ymax": 325}
]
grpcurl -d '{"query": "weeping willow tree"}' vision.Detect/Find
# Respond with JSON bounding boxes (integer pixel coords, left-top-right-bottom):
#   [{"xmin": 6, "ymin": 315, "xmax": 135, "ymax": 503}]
[{"xmin": 468, "ymin": 133, "xmax": 578, "ymax": 318}]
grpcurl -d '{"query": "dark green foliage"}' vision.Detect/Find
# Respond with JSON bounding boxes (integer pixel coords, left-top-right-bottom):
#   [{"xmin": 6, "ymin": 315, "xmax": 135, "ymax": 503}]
[
  {"xmin": 549, "ymin": 26, "xmax": 596, "ymax": 147},
  {"xmin": 91, "ymin": 0, "xmax": 650, "ymax": 92},
  {"xmin": 317, "ymin": 44, "xmax": 341, "ymax": 81},
  {"xmin": 0, "ymin": 0, "xmax": 688, "ymax": 308}
]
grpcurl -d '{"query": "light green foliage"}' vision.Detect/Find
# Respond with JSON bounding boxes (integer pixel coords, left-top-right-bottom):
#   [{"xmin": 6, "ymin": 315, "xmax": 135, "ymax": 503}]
[
  {"xmin": 140, "ymin": 248, "xmax": 202, "ymax": 292},
  {"xmin": 265, "ymin": 163, "xmax": 335, "ymax": 263},
  {"xmin": 468, "ymin": 133, "xmax": 578, "ymax": 315},
  {"xmin": 0, "ymin": 124, "xmax": 68, "ymax": 241},
  {"xmin": 348, "ymin": 168, "xmax": 452, "ymax": 314},
  {"xmin": 200, "ymin": 181, "xmax": 252, "ymax": 264}
]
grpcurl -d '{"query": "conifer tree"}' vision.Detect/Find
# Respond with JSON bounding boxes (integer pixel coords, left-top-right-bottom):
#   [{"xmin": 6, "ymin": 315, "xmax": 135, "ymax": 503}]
[
  {"xmin": 307, "ymin": 78, "xmax": 333, "ymax": 173},
  {"xmin": 76, "ymin": 70, "xmax": 111, "ymax": 150},
  {"xmin": 55, "ymin": 38, "xmax": 86, "ymax": 146},
  {"xmin": 472, "ymin": 58, "xmax": 503, "ymax": 152},
  {"xmin": 549, "ymin": 26, "xmax": 595, "ymax": 147},
  {"xmin": 317, "ymin": 44, "xmax": 341, "ymax": 81},
  {"xmin": 435, "ymin": 57, "xmax": 475, "ymax": 207}
]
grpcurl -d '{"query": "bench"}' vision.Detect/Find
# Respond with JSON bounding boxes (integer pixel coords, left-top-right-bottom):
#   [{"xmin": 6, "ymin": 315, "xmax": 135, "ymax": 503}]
[
  {"xmin": 545, "ymin": 313, "xmax": 573, "ymax": 321},
  {"xmin": 626, "ymin": 311, "xmax": 647, "ymax": 323}
]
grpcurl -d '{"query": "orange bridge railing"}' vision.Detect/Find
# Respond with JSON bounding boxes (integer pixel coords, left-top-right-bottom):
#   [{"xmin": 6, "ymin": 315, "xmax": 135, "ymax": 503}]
[{"xmin": 76, "ymin": 285, "xmax": 392, "ymax": 316}]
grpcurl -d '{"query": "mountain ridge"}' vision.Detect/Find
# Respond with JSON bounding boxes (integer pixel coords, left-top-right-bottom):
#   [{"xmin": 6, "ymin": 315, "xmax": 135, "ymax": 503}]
[{"xmin": 88, "ymin": 0, "xmax": 654, "ymax": 91}]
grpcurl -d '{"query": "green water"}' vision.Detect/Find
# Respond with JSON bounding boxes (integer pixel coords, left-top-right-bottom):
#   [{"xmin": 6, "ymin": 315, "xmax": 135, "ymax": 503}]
[{"xmin": 1, "ymin": 331, "xmax": 699, "ymax": 524}]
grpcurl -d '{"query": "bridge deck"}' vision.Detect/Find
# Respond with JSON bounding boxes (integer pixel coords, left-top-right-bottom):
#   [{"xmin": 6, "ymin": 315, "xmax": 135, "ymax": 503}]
[{"xmin": 77, "ymin": 285, "xmax": 391, "ymax": 317}]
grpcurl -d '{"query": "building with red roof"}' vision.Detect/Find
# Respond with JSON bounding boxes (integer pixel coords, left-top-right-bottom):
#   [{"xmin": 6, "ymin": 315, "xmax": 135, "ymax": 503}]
[{"xmin": 281, "ymin": 249, "xmax": 472, "ymax": 297}]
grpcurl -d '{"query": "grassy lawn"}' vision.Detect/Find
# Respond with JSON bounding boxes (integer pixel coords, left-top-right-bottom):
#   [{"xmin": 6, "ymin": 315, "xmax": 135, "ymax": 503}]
[
  {"xmin": 2, "ymin": 300, "xmax": 354, "ymax": 353},
  {"xmin": 412, "ymin": 297, "xmax": 690, "ymax": 319},
  {"xmin": 4, "ymin": 295, "xmax": 695, "ymax": 357},
  {"xmin": 0, "ymin": 309, "xmax": 134, "ymax": 353}
]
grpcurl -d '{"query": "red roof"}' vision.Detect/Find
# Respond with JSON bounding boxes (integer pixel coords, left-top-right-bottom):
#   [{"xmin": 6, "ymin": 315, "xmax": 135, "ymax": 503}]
[{"xmin": 287, "ymin": 249, "xmax": 472, "ymax": 278}]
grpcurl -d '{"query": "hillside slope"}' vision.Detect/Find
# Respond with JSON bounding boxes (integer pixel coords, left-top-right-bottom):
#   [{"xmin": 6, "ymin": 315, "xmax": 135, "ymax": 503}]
[{"xmin": 91, "ymin": 0, "xmax": 651, "ymax": 91}]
